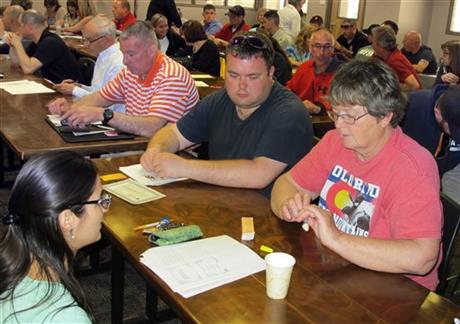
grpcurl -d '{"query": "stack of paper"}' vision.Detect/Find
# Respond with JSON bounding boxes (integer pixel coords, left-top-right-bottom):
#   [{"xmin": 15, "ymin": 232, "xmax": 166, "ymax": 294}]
[
  {"xmin": 140, "ymin": 235, "xmax": 266, "ymax": 298},
  {"xmin": 0, "ymin": 80, "xmax": 55, "ymax": 94},
  {"xmin": 120, "ymin": 164, "xmax": 187, "ymax": 186}
]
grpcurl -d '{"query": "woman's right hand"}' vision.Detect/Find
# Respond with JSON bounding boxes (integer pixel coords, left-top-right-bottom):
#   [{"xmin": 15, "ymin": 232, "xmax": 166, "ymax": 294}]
[{"xmin": 441, "ymin": 72, "xmax": 459, "ymax": 84}]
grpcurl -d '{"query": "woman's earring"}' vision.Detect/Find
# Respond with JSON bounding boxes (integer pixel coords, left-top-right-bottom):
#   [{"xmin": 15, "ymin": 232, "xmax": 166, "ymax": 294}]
[{"xmin": 70, "ymin": 228, "xmax": 75, "ymax": 240}]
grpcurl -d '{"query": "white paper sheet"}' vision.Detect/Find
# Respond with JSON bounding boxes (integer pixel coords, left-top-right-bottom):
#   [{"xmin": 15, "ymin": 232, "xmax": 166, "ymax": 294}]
[
  {"xmin": 0, "ymin": 80, "xmax": 55, "ymax": 94},
  {"xmin": 120, "ymin": 164, "xmax": 187, "ymax": 186},
  {"xmin": 191, "ymin": 74, "xmax": 215, "ymax": 79},
  {"xmin": 140, "ymin": 235, "xmax": 266, "ymax": 298},
  {"xmin": 194, "ymin": 80, "xmax": 209, "ymax": 87}
]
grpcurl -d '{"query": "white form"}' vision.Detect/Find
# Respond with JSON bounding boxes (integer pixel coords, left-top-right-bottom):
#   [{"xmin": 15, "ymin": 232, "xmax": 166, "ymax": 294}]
[
  {"xmin": 0, "ymin": 80, "xmax": 55, "ymax": 94},
  {"xmin": 140, "ymin": 235, "xmax": 266, "ymax": 298},
  {"xmin": 120, "ymin": 164, "xmax": 187, "ymax": 186}
]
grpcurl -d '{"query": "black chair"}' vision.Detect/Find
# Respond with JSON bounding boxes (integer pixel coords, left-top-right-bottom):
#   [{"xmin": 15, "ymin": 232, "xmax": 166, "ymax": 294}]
[
  {"xmin": 78, "ymin": 57, "xmax": 95, "ymax": 86},
  {"xmin": 437, "ymin": 193, "xmax": 460, "ymax": 296}
]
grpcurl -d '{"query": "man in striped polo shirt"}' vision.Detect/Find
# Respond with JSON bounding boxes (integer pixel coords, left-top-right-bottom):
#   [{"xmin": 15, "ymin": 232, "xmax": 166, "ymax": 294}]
[{"xmin": 48, "ymin": 21, "xmax": 199, "ymax": 138}]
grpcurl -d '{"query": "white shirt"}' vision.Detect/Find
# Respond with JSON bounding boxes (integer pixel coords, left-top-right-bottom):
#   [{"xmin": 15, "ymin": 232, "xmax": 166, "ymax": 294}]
[
  {"xmin": 278, "ymin": 4, "xmax": 301, "ymax": 40},
  {"xmin": 158, "ymin": 37, "xmax": 170, "ymax": 54},
  {"xmin": 72, "ymin": 42, "xmax": 125, "ymax": 112}
]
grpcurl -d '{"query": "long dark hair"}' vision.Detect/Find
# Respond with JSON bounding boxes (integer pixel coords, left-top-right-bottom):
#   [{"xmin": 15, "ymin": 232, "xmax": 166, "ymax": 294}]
[
  {"xmin": 442, "ymin": 40, "xmax": 460, "ymax": 77},
  {"xmin": 0, "ymin": 151, "xmax": 97, "ymax": 322}
]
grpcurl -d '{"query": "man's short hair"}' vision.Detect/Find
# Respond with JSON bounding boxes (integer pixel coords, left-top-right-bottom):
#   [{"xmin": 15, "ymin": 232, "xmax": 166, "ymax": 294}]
[
  {"xmin": 226, "ymin": 31, "xmax": 274, "ymax": 71},
  {"xmin": 288, "ymin": 0, "xmax": 303, "ymax": 6},
  {"xmin": 10, "ymin": 0, "xmax": 32, "ymax": 10},
  {"xmin": 382, "ymin": 20, "xmax": 399, "ymax": 35},
  {"xmin": 182, "ymin": 19, "xmax": 207, "ymax": 43},
  {"xmin": 120, "ymin": 21, "xmax": 157, "ymax": 45},
  {"xmin": 329, "ymin": 60, "xmax": 406, "ymax": 127},
  {"xmin": 116, "ymin": 0, "xmax": 130, "ymax": 10},
  {"xmin": 263, "ymin": 10, "xmax": 279, "ymax": 26},
  {"xmin": 310, "ymin": 27, "xmax": 335, "ymax": 46},
  {"xmin": 4, "ymin": 5, "xmax": 24, "ymax": 20},
  {"xmin": 89, "ymin": 15, "xmax": 117, "ymax": 39},
  {"xmin": 342, "ymin": 19, "xmax": 356, "ymax": 27},
  {"xmin": 203, "ymin": 4, "xmax": 215, "ymax": 12},
  {"xmin": 373, "ymin": 26, "xmax": 397, "ymax": 52},
  {"xmin": 309, "ymin": 15, "xmax": 323, "ymax": 26},
  {"xmin": 20, "ymin": 9, "xmax": 44, "ymax": 26}
]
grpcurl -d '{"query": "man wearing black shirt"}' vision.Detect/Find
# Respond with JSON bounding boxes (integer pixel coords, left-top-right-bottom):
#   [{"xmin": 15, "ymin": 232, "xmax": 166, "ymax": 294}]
[
  {"xmin": 402, "ymin": 31, "xmax": 437, "ymax": 75},
  {"xmin": 7, "ymin": 10, "xmax": 82, "ymax": 83},
  {"xmin": 336, "ymin": 19, "xmax": 369, "ymax": 58}
]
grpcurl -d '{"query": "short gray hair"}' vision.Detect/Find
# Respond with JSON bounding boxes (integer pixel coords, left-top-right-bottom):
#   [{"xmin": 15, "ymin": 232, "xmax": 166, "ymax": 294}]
[
  {"xmin": 20, "ymin": 9, "xmax": 44, "ymax": 26},
  {"xmin": 4, "ymin": 5, "xmax": 24, "ymax": 20},
  {"xmin": 120, "ymin": 21, "xmax": 157, "ymax": 45},
  {"xmin": 89, "ymin": 15, "xmax": 116, "ymax": 39},
  {"xmin": 329, "ymin": 60, "xmax": 406, "ymax": 127},
  {"xmin": 373, "ymin": 26, "xmax": 397, "ymax": 51}
]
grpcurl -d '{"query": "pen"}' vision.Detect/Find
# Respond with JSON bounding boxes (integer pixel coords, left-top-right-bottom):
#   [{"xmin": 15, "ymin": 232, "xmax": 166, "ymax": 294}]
[
  {"xmin": 43, "ymin": 78, "xmax": 55, "ymax": 86},
  {"xmin": 133, "ymin": 217, "xmax": 173, "ymax": 232}
]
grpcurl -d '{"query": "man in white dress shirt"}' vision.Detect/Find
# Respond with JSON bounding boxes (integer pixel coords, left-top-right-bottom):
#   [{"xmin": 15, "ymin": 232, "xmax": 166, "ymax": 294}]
[
  {"xmin": 54, "ymin": 15, "xmax": 125, "ymax": 112},
  {"xmin": 278, "ymin": 0, "xmax": 304, "ymax": 40}
]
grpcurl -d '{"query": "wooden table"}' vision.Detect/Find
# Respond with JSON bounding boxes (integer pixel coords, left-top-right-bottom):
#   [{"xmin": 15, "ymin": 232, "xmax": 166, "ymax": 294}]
[
  {"xmin": 96, "ymin": 155, "xmax": 460, "ymax": 324},
  {"xmin": 0, "ymin": 62, "xmax": 148, "ymax": 185}
]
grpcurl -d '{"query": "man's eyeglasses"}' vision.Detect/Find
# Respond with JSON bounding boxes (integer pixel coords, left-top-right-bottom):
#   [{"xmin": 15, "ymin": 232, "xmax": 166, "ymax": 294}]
[
  {"xmin": 230, "ymin": 35, "xmax": 268, "ymax": 50},
  {"xmin": 69, "ymin": 192, "xmax": 112, "ymax": 211},
  {"xmin": 83, "ymin": 34, "xmax": 106, "ymax": 45},
  {"xmin": 327, "ymin": 110, "xmax": 369, "ymax": 125},
  {"xmin": 311, "ymin": 43, "xmax": 333, "ymax": 51},
  {"xmin": 341, "ymin": 24, "xmax": 352, "ymax": 29}
]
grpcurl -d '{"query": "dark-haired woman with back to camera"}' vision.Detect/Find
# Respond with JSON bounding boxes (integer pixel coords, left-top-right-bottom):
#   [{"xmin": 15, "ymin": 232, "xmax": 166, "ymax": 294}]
[
  {"xmin": 0, "ymin": 151, "xmax": 111, "ymax": 323},
  {"xmin": 181, "ymin": 19, "xmax": 220, "ymax": 77}
]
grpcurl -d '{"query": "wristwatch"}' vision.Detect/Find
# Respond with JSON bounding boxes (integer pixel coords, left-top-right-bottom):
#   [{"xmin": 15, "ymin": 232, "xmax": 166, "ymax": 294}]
[{"xmin": 102, "ymin": 109, "xmax": 114, "ymax": 125}]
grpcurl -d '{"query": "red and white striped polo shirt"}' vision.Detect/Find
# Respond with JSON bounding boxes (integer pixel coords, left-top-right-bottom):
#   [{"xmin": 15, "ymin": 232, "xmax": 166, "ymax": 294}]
[{"xmin": 100, "ymin": 52, "xmax": 199, "ymax": 122}]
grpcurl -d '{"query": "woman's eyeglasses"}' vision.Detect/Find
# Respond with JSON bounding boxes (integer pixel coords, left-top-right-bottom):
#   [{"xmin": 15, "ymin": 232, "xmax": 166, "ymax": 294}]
[
  {"xmin": 69, "ymin": 192, "xmax": 112, "ymax": 211},
  {"xmin": 327, "ymin": 110, "xmax": 369, "ymax": 125},
  {"xmin": 230, "ymin": 35, "xmax": 268, "ymax": 50}
]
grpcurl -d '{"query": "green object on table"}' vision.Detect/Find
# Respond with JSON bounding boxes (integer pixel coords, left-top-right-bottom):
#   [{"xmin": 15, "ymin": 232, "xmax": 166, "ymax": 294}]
[{"xmin": 148, "ymin": 225, "xmax": 203, "ymax": 246}]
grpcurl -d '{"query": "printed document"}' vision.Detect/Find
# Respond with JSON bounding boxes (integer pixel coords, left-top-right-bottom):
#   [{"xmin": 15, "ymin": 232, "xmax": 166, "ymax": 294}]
[
  {"xmin": 120, "ymin": 164, "xmax": 187, "ymax": 186},
  {"xmin": 140, "ymin": 235, "xmax": 266, "ymax": 298},
  {"xmin": 0, "ymin": 80, "xmax": 55, "ymax": 94}
]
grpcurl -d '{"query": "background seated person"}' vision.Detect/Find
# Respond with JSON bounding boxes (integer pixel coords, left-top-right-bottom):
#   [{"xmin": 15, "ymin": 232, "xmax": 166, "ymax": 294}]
[
  {"xmin": 0, "ymin": 151, "xmax": 109, "ymax": 323},
  {"xmin": 437, "ymin": 86, "xmax": 460, "ymax": 204},
  {"xmin": 181, "ymin": 19, "xmax": 220, "ymax": 77},
  {"xmin": 62, "ymin": 0, "xmax": 81, "ymax": 27},
  {"xmin": 7, "ymin": 9, "xmax": 82, "ymax": 83},
  {"xmin": 287, "ymin": 28, "xmax": 343, "ymax": 114},
  {"xmin": 211, "ymin": 5, "xmax": 250, "ymax": 48},
  {"xmin": 285, "ymin": 27, "xmax": 313, "ymax": 68},
  {"xmin": 62, "ymin": 0, "xmax": 96, "ymax": 34},
  {"xmin": 401, "ymin": 30, "xmax": 437, "ymax": 75},
  {"xmin": 372, "ymin": 26, "xmax": 421, "ymax": 90},
  {"xmin": 261, "ymin": 10, "xmax": 292, "ymax": 50},
  {"xmin": 43, "ymin": 0, "xmax": 66, "ymax": 28},
  {"xmin": 140, "ymin": 31, "xmax": 313, "ymax": 197},
  {"xmin": 271, "ymin": 60, "xmax": 441, "ymax": 291},
  {"xmin": 54, "ymin": 16, "xmax": 125, "ymax": 112},
  {"xmin": 202, "ymin": 4, "xmax": 221, "ymax": 36},
  {"xmin": 335, "ymin": 19, "xmax": 369, "ymax": 58},
  {"xmin": 112, "ymin": 0, "xmax": 135, "ymax": 31},
  {"xmin": 267, "ymin": 33, "xmax": 292, "ymax": 85},
  {"xmin": 151, "ymin": 13, "xmax": 190, "ymax": 57},
  {"xmin": 435, "ymin": 40, "xmax": 460, "ymax": 86},
  {"xmin": 48, "ymin": 21, "xmax": 199, "ymax": 138}
]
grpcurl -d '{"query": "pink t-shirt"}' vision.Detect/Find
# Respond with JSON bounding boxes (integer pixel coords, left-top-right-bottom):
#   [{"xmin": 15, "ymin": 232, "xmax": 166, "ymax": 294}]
[{"xmin": 291, "ymin": 127, "xmax": 442, "ymax": 290}]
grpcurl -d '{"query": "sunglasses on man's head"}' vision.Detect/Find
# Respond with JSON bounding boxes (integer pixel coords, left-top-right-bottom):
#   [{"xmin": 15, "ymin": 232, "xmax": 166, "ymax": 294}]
[{"xmin": 230, "ymin": 35, "xmax": 268, "ymax": 50}]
